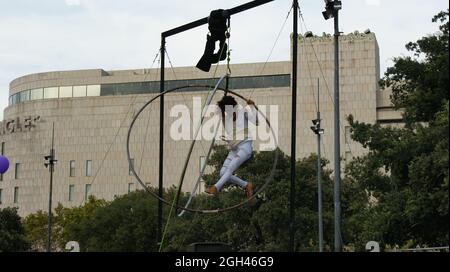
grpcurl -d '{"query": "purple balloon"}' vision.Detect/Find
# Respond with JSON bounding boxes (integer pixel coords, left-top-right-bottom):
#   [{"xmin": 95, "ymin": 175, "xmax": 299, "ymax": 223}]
[{"xmin": 0, "ymin": 155, "xmax": 9, "ymax": 174}]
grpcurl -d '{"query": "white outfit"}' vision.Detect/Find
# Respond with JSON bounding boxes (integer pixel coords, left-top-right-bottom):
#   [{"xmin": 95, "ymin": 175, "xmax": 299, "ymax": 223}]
[{"xmin": 214, "ymin": 105, "xmax": 257, "ymax": 191}]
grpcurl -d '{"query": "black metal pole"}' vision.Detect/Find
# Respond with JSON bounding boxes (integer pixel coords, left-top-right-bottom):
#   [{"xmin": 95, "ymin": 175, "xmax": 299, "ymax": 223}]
[
  {"xmin": 158, "ymin": 37, "xmax": 165, "ymax": 250},
  {"xmin": 156, "ymin": 0, "xmax": 274, "ymax": 251},
  {"xmin": 47, "ymin": 122, "xmax": 55, "ymax": 252},
  {"xmin": 162, "ymin": 0, "xmax": 273, "ymax": 38},
  {"xmin": 333, "ymin": 2, "xmax": 342, "ymax": 252},
  {"xmin": 290, "ymin": 0, "xmax": 298, "ymax": 252},
  {"xmin": 317, "ymin": 79, "xmax": 324, "ymax": 252}
]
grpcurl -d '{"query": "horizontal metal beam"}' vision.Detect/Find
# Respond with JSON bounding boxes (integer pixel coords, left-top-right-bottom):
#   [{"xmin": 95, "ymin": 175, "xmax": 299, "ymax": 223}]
[{"xmin": 162, "ymin": 0, "xmax": 274, "ymax": 38}]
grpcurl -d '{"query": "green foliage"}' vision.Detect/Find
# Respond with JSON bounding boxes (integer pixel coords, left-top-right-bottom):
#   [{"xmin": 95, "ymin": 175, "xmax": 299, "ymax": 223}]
[
  {"xmin": 346, "ymin": 10, "xmax": 449, "ymax": 248},
  {"xmin": 380, "ymin": 10, "xmax": 449, "ymax": 125},
  {"xmin": 0, "ymin": 207, "xmax": 29, "ymax": 252},
  {"xmin": 164, "ymin": 147, "xmax": 343, "ymax": 252},
  {"xmin": 23, "ymin": 210, "xmax": 50, "ymax": 251},
  {"xmin": 22, "ymin": 147, "xmax": 349, "ymax": 252}
]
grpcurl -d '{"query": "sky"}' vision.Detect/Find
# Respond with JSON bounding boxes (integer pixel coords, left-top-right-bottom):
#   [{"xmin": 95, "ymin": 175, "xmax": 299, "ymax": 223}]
[{"xmin": 0, "ymin": 0, "xmax": 448, "ymax": 119}]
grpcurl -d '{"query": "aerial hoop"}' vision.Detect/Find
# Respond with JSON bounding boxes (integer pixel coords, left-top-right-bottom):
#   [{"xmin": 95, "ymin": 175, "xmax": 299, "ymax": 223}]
[{"xmin": 126, "ymin": 84, "xmax": 279, "ymax": 214}]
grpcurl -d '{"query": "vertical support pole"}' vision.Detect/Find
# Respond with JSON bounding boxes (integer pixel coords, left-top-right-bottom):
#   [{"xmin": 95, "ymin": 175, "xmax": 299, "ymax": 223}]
[
  {"xmin": 290, "ymin": 0, "xmax": 299, "ymax": 252},
  {"xmin": 47, "ymin": 122, "xmax": 55, "ymax": 252},
  {"xmin": 158, "ymin": 36, "xmax": 166, "ymax": 250},
  {"xmin": 333, "ymin": 2, "xmax": 342, "ymax": 252},
  {"xmin": 317, "ymin": 78, "xmax": 324, "ymax": 252}
]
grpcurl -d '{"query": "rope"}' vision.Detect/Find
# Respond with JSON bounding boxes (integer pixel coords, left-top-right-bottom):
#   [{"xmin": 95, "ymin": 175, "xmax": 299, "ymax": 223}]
[
  {"xmin": 247, "ymin": 5, "xmax": 293, "ymax": 100},
  {"xmin": 137, "ymin": 55, "xmax": 161, "ymax": 176},
  {"xmin": 158, "ymin": 36, "xmax": 230, "ymax": 251},
  {"xmin": 80, "ymin": 50, "xmax": 160, "ymax": 206},
  {"xmin": 298, "ymin": 10, "xmax": 355, "ymax": 157}
]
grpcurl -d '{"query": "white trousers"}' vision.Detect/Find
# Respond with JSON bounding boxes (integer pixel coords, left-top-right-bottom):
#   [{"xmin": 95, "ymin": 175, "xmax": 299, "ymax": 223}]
[{"xmin": 214, "ymin": 140, "xmax": 252, "ymax": 191}]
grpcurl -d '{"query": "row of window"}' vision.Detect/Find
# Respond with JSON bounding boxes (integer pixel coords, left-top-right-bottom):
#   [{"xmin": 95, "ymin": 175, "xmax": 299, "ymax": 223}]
[
  {"xmin": 3, "ymin": 159, "xmax": 131, "ymax": 180},
  {"xmin": 69, "ymin": 160, "xmax": 92, "ymax": 177},
  {"xmin": 0, "ymin": 181, "xmax": 152, "ymax": 205},
  {"xmin": 0, "ymin": 184, "xmax": 92, "ymax": 205},
  {"xmin": 9, "ymin": 74, "xmax": 291, "ymax": 106},
  {"xmin": 68, "ymin": 184, "xmax": 92, "ymax": 202},
  {"xmin": 100, "ymin": 74, "xmax": 291, "ymax": 96},
  {"xmin": 9, "ymin": 85, "xmax": 101, "ymax": 105},
  {"xmin": 0, "ymin": 154, "xmax": 208, "ymax": 205}
]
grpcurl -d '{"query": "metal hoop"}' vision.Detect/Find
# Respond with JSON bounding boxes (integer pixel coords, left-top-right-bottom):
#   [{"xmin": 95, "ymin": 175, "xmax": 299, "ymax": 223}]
[{"xmin": 126, "ymin": 84, "xmax": 278, "ymax": 213}]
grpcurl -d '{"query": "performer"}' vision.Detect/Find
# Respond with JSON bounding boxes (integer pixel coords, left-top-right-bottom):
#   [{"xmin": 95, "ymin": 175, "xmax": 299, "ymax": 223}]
[{"xmin": 205, "ymin": 95, "xmax": 257, "ymax": 199}]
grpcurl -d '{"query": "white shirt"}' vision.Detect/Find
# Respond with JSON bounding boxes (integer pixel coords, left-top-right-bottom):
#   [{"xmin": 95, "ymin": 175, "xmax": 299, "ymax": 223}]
[{"xmin": 222, "ymin": 105, "xmax": 257, "ymax": 147}]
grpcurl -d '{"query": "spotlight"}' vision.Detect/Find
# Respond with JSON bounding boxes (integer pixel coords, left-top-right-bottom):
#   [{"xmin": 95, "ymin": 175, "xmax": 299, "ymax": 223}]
[
  {"xmin": 322, "ymin": 0, "xmax": 342, "ymax": 20},
  {"xmin": 322, "ymin": 10, "xmax": 333, "ymax": 20},
  {"xmin": 311, "ymin": 119, "xmax": 324, "ymax": 135}
]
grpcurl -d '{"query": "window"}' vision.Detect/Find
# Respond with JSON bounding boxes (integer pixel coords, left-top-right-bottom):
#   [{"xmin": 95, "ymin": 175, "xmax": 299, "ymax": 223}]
[
  {"xmin": 73, "ymin": 86, "xmax": 87, "ymax": 97},
  {"xmin": 30, "ymin": 88, "xmax": 44, "ymax": 100},
  {"xmin": 128, "ymin": 183, "xmax": 135, "ymax": 193},
  {"xmin": 44, "ymin": 87, "xmax": 59, "ymax": 99},
  {"xmin": 129, "ymin": 159, "xmax": 134, "ymax": 175},
  {"xmin": 85, "ymin": 160, "xmax": 92, "ymax": 177},
  {"xmin": 13, "ymin": 187, "xmax": 19, "ymax": 204},
  {"xmin": 85, "ymin": 184, "xmax": 91, "ymax": 200},
  {"xmin": 87, "ymin": 85, "xmax": 101, "ymax": 97},
  {"xmin": 59, "ymin": 86, "xmax": 73, "ymax": 98},
  {"xmin": 12, "ymin": 93, "xmax": 20, "ymax": 105},
  {"xmin": 69, "ymin": 185, "xmax": 75, "ymax": 202},
  {"xmin": 97, "ymin": 75, "xmax": 291, "ymax": 97},
  {"xmin": 69, "ymin": 160, "xmax": 75, "ymax": 177},
  {"xmin": 15, "ymin": 163, "xmax": 20, "ymax": 179},
  {"xmin": 345, "ymin": 126, "xmax": 352, "ymax": 144},
  {"xmin": 0, "ymin": 188, "xmax": 2, "ymax": 204},
  {"xmin": 20, "ymin": 90, "xmax": 30, "ymax": 102}
]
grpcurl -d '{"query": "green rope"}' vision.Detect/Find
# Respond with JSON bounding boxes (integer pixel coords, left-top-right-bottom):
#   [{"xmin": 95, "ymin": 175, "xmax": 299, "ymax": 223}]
[{"xmin": 157, "ymin": 33, "xmax": 230, "ymax": 251}]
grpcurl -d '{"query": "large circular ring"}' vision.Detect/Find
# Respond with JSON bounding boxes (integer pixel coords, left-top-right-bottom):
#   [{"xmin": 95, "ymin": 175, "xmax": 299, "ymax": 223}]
[{"xmin": 126, "ymin": 84, "xmax": 278, "ymax": 213}]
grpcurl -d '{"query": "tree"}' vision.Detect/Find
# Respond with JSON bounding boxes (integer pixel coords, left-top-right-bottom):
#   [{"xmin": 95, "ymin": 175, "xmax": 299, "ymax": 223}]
[
  {"xmin": 164, "ymin": 146, "xmax": 343, "ymax": 252},
  {"xmin": 346, "ymin": 10, "xmax": 449, "ymax": 248},
  {"xmin": 22, "ymin": 197, "xmax": 107, "ymax": 251},
  {"xmin": 23, "ymin": 210, "xmax": 50, "ymax": 251},
  {"xmin": 21, "ymin": 147, "xmax": 370, "ymax": 252},
  {"xmin": 0, "ymin": 207, "xmax": 29, "ymax": 252},
  {"xmin": 380, "ymin": 10, "xmax": 449, "ymax": 125}
]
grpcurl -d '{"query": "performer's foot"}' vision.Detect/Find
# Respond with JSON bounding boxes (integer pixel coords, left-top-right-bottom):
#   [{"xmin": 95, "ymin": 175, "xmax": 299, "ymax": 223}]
[
  {"xmin": 245, "ymin": 182, "xmax": 254, "ymax": 199},
  {"xmin": 205, "ymin": 185, "xmax": 218, "ymax": 195}
]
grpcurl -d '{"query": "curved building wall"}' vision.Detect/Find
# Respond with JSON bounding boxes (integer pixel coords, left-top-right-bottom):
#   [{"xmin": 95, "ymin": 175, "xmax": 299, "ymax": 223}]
[{"xmin": 1, "ymin": 62, "xmax": 292, "ymax": 216}]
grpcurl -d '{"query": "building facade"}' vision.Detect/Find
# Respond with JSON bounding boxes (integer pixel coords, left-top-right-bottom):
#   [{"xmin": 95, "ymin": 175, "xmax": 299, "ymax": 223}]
[{"xmin": 0, "ymin": 32, "xmax": 402, "ymax": 216}]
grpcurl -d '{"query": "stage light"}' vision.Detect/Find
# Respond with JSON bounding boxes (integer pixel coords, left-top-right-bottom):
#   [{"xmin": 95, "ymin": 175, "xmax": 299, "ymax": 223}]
[
  {"xmin": 322, "ymin": 0, "xmax": 342, "ymax": 20},
  {"xmin": 196, "ymin": 9, "xmax": 229, "ymax": 72}
]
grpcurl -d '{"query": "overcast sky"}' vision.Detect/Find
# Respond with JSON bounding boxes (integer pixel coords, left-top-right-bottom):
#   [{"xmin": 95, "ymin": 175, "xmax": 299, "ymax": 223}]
[{"xmin": 0, "ymin": 0, "xmax": 448, "ymax": 119}]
